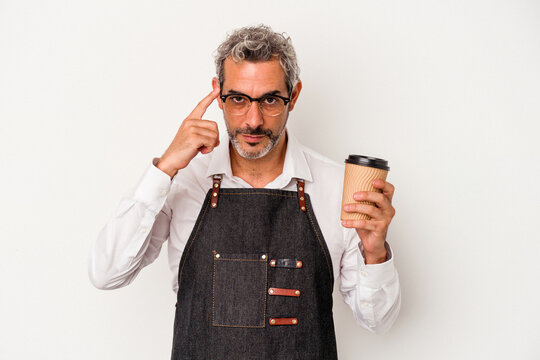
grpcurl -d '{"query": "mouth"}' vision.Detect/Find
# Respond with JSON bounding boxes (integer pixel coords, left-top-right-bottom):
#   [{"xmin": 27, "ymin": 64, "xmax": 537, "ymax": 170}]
[{"xmin": 241, "ymin": 134, "xmax": 265, "ymax": 143}]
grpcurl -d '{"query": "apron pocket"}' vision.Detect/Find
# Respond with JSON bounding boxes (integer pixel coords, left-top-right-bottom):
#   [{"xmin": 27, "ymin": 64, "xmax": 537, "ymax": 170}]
[{"xmin": 212, "ymin": 251, "xmax": 267, "ymax": 328}]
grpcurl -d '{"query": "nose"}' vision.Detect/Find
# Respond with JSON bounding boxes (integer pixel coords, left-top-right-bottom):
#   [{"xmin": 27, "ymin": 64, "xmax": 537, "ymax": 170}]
[{"xmin": 244, "ymin": 100, "xmax": 264, "ymax": 129}]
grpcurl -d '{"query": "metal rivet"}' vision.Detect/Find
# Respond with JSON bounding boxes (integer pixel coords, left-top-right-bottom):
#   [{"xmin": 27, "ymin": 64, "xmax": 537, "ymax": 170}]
[
  {"xmin": 300, "ymin": 196, "xmax": 304, "ymax": 201},
  {"xmin": 215, "ymin": 253, "xmax": 220, "ymax": 258},
  {"xmin": 270, "ymin": 260, "xmax": 276, "ymax": 266},
  {"xmin": 299, "ymin": 187, "xmax": 303, "ymax": 191},
  {"xmin": 213, "ymin": 192, "xmax": 217, "ymax": 197},
  {"xmin": 296, "ymin": 261, "xmax": 302, "ymax": 268},
  {"xmin": 301, "ymin": 206, "xmax": 306, "ymax": 211},
  {"xmin": 270, "ymin": 319, "xmax": 276, "ymax": 325},
  {"xmin": 214, "ymin": 183, "xmax": 219, "ymax": 188},
  {"xmin": 211, "ymin": 203, "xmax": 217, "ymax": 208},
  {"xmin": 261, "ymin": 254, "xmax": 266, "ymax": 259},
  {"xmin": 295, "ymin": 290, "xmax": 300, "ymax": 295},
  {"xmin": 292, "ymin": 319, "xmax": 297, "ymax": 324},
  {"xmin": 269, "ymin": 289, "xmax": 274, "ymax": 294}
]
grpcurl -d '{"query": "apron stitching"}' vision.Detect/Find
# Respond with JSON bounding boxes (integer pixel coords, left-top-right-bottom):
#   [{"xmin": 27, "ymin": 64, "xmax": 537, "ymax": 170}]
[
  {"xmin": 220, "ymin": 192, "xmax": 296, "ymax": 198},
  {"xmin": 264, "ymin": 252, "xmax": 268, "ymax": 328},
  {"xmin": 212, "ymin": 324, "xmax": 265, "ymax": 328},
  {"xmin": 212, "ymin": 253, "xmax": 216, "ymax": 326},
  {"xmin": 214, "ymin": 258, "xmax": 266, "ymax": 262},
  {"xmin": 211, "ymin": 256, "xmax": 268, "ymax": 328}
]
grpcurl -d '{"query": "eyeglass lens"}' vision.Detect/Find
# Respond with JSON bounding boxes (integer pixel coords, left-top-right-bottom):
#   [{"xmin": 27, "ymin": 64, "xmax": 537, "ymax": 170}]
[{"xmin": 224, "ymin": 95, "xmax": 285, "ymax": 116}]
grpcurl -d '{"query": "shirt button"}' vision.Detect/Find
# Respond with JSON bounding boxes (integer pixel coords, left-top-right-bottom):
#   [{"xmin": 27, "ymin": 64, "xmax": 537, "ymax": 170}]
[
  {"xmin": 360, "ymin": 271, "xmax": 368, "ymax": 277},
  {"xmin": 362, "ymin": 302, "xmax": 372, "ymax": 308},
  {"xmin": 161, "ymin": 189, "xmax": 168, "ymax": 196},
  {"xmin": 140, "ymin": 228, "xmax": 148, "ymax": 234}
]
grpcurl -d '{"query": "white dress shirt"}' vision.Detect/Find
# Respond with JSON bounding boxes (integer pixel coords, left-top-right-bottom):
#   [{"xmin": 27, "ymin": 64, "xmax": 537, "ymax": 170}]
[{"xmin": 89, "ymin": 130, "xmax": 401, "ymax": 334}]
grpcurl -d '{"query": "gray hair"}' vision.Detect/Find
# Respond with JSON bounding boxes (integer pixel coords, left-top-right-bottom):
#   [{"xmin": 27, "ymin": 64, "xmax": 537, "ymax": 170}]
[{"xmin": 214, "ymin": 24, "xmax": 300, "ymax": 95}]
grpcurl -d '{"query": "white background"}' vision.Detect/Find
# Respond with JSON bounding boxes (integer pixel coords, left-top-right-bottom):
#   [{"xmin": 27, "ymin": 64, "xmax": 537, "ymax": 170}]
[{"xmin": 1, "ymin": 0, "xmax": 539, "ymax": 359}]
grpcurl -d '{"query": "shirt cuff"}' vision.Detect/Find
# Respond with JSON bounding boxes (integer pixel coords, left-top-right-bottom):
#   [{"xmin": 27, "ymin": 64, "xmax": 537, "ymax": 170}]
[
  {"xmin": 132, "ymin": 157, "xmax": 173, "ymax": 213},
  {"xmin": 357, "ymin": 242, "xmax": 397, "ymax": 288}
]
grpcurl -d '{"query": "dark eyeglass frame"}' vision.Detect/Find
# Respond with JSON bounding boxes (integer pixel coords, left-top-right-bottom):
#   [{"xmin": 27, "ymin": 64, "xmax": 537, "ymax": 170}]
[{"xmin": 219, "ymin": 91, "xmax": 292, "ymax": 117}]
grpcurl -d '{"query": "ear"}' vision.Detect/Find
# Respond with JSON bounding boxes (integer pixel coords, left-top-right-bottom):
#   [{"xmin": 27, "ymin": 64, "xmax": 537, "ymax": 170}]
[
  {"xmin": 287, "ymin": 80, "xmax": 302, "ymax": 112},
  {"xmin": 212, "ymin": 77, "xmax": 223, "ymax": 110}
]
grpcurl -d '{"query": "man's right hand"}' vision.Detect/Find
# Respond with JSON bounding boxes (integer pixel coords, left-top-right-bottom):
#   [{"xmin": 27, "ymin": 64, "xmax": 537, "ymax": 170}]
[{"xmin": 157, "ymin": 87, "xmax": 221, "ymax": 179}]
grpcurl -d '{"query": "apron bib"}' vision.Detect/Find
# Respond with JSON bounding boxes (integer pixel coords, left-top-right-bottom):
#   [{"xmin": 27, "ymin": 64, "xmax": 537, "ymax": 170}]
[{"xmin": 171, "ymin": 176, "xmax": 337, "ymax": 359}]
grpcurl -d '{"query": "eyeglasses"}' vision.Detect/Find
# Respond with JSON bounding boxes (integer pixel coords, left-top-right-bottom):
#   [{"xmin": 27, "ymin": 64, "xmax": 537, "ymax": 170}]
[{"xmin": 220, "ymin": 92, "xmax": 291, "ymax": 117}]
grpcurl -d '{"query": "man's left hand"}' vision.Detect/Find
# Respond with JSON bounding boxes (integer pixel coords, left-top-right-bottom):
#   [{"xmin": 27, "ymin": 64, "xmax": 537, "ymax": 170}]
[{"xmin": 341, "ymin": 179, "xmax": 396, "ymax": 264}]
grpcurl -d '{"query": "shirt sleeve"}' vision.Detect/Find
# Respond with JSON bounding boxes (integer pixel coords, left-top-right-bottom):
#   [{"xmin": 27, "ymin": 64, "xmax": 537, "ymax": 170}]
[
  {"xmin": 88, "ymin": 158, "xmax": 173, "ymax": 290},
  {"xmin": 339, "ymin": 227, "xmax": 401, "ymax": 334}
]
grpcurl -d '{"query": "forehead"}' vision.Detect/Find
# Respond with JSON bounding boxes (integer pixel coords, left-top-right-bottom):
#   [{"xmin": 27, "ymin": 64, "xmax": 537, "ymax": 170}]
[{"xmin": 222, "ymin": 57, "xmax": 287, "ymax": 95}]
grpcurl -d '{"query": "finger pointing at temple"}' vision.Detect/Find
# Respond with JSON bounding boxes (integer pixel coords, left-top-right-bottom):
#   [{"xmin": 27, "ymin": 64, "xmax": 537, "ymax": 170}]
[{"xmin": 188, "ymin": 87, "xmax": 221, "ymax": 119}]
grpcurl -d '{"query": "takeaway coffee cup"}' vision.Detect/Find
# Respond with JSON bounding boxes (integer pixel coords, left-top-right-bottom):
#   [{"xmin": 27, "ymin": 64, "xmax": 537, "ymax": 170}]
[{"xmin": 341, "ymin": 155, "xmax": 390, "ymax": 221}]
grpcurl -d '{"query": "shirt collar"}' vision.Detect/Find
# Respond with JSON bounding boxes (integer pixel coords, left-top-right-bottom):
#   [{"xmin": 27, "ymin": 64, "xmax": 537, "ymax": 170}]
[{"xmin": 205, "ymin": 129, "xmax": 313, "ymax": 184}]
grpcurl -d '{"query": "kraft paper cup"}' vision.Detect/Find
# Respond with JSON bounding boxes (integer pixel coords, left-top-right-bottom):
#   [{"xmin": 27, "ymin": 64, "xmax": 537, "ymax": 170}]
[{"xmin": 341, "ymin": 155, "xmax": 390, "ymax": 221}]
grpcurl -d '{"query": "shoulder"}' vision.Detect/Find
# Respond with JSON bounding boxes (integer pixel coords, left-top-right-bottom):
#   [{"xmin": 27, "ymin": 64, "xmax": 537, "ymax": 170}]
[
  {"xmin": 297, "ymin": 143, "xmax": 349, "ymax": 260},
  {"xmin": 298, "ymin": 143, "xmax": 345, "ymax": 214},
  {"xmin": 300, "ymin": 143, "xmax": 345, "ymax": 187},
  {"xmin": 170, "ymin": 153, "xmax": 213, "ymax": 195}
]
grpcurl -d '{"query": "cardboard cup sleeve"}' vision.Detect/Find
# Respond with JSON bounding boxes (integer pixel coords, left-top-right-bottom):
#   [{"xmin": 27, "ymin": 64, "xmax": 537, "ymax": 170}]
[{"xmin": 341, "ymin": 156, "xmax": 389, "ymax": 221}]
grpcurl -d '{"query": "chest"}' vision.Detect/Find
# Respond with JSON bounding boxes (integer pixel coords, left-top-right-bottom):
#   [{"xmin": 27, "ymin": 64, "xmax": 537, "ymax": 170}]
[{"xmin": 168, "ymin": 182, "xmax": 346, "ymax": 281}]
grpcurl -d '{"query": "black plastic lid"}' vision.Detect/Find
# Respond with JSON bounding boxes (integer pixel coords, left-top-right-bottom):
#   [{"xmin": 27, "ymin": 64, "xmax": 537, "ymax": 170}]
[{"xmin": 345, "ymin": 155, "xmax": 390, "ymax": 171}]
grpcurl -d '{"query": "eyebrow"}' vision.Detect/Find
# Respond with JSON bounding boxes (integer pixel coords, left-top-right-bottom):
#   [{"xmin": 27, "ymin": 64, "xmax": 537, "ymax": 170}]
[{"xmin": 225, "ymin": 89, "xmax": 284, "ymax": 97}]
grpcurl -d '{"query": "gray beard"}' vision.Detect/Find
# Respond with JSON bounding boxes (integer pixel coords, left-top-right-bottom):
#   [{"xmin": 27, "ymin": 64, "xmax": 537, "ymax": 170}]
[{"xmin": 228, "ymin": 126, "xmax": 286, "ymax": 160}]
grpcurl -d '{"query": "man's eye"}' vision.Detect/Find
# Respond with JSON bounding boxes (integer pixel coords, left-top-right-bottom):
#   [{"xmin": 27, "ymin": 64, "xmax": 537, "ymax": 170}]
[
  {"xmin": 263, "ymin": 97, "xmax": 278, "ymax": 105},
  {"xmin": 231, "ymin": 96, "xmax": 246, "ymax": 104}
]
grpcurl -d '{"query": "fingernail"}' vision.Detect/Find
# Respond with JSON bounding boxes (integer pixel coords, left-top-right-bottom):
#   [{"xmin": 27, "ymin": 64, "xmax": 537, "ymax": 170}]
[{"xmin": 354, "ymin": 193, "xmax": 362, "ymax": 200}]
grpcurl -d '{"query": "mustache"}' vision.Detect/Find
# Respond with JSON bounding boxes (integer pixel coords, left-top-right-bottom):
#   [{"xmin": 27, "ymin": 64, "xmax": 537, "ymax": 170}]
[{"xmin": 234, "ymin": 126, "xmax": 274, "ymax": 137}]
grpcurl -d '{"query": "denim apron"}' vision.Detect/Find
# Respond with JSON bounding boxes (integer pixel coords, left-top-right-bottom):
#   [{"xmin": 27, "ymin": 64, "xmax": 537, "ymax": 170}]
[{"xmin": 171, "ymin": 175, "xmax": 338, "ymax": 359}]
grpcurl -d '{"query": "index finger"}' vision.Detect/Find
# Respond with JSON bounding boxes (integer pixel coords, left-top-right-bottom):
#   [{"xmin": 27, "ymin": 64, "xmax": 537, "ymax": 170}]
[
  {"xmin": 188, "ymin": 87, "xmax": 220, "ymax": 119},
  {"xmin": 373, "ymin": 179, "xmax": 395, "ymax": 201}
]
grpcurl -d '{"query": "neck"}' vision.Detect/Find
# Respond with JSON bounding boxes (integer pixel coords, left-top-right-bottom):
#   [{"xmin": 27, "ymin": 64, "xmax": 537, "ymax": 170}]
[{"xmin": 230, "ymin": 131, "xmax": 288, "ymax": 188}]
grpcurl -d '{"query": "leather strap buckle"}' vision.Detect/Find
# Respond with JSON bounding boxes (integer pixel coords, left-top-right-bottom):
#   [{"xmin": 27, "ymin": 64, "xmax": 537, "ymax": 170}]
[
  {"xmin": 211, "ymin": 174, "xmax": 222, "ymax": 209},
  {"xmin": 269, "ymin": 259, "xmax": 303, "ymax": 269},
  {"xmin": 296, "ymin": 179, "xmax": 306, "ymax": 212},
  {"xmin": 269, "ymin": 317, "xmax": 298, "ymax": 326},
  {"xmin": 268, "ymin": 287, "xmax": 301, "ymax": 297}
]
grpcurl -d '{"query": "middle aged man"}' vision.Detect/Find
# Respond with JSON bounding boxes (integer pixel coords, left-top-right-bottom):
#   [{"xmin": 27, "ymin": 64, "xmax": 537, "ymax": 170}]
[{"xmin": 90, "ymin": 24, "xmax": 401, "ymax": 359}]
